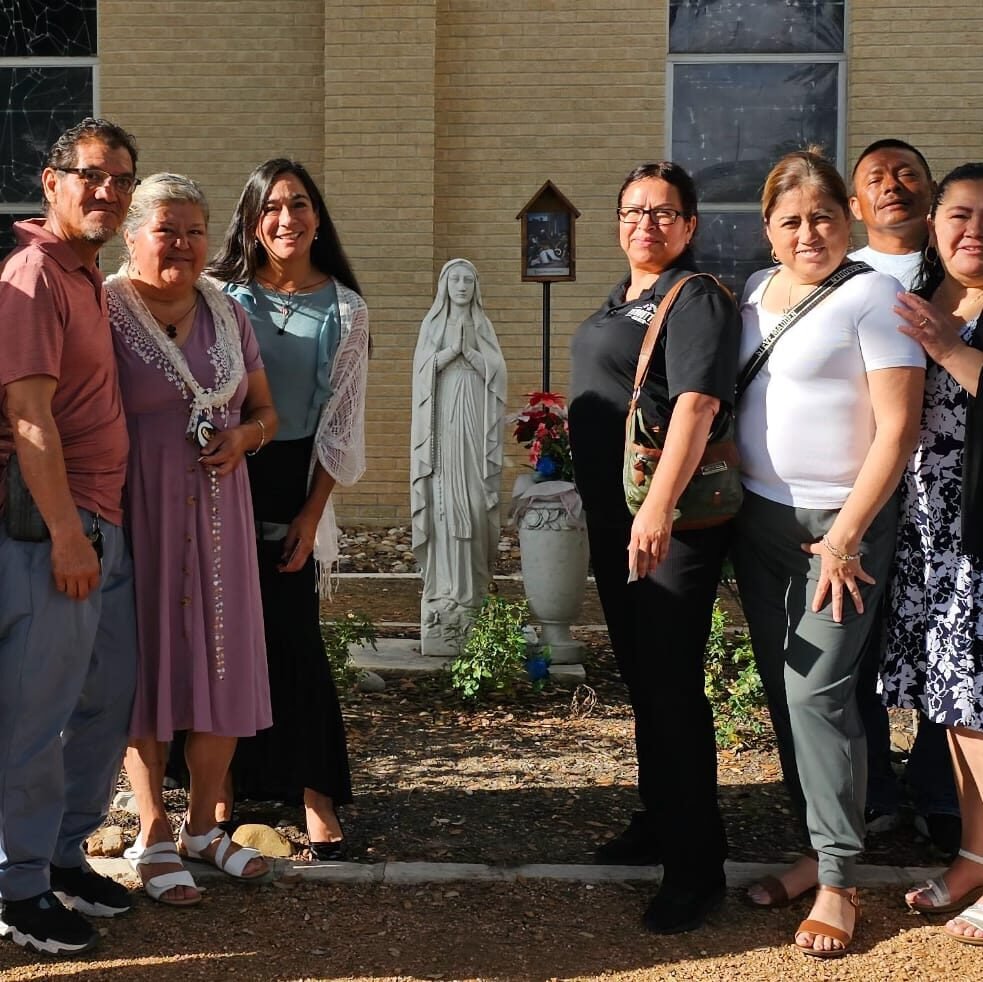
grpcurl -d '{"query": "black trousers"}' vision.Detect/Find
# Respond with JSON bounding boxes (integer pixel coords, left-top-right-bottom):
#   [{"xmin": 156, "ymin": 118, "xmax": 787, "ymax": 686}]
[{"xmin": 586, "ymin": 509, "xmax": 731, "ymax": 879}]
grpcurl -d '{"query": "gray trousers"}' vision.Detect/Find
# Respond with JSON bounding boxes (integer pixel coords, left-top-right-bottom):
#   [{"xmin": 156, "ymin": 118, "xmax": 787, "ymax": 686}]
[
  {"xmin": 0, "ymin": 510, "xmax": 137, "ymax": 901},
  {"xmin": 732, "ymin": 490, "xmax": 898, "ymax": 886}
]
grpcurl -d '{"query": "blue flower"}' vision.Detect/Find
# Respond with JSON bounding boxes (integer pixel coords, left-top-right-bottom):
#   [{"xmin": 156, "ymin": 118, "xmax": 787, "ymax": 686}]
[
  {"xmin": 525, "ymin": 656, "xmax": 550, "ymax": 681},
  {"xmin": 535, "ymin": 456, "xmax": 558, "ymax": 478}
]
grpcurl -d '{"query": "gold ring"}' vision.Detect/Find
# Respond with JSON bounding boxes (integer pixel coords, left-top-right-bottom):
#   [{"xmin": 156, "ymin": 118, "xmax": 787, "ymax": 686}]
[{"xmin": 919, "ymin": 317, "xmax": 930, "ymax": 327}]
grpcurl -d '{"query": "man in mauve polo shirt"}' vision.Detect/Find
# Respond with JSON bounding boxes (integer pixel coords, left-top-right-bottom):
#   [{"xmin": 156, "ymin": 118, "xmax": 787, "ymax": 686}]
[{"xmin": 0, "ymin": 118, "xmax": 140, "ymax": 956}]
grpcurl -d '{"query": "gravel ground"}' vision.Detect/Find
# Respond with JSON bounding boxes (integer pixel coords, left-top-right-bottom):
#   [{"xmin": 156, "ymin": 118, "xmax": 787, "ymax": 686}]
[
  {"xmin": 0, "ymin": 881, "xmax": 977, "ymax": 981},
  {"xmin": 1, "ymin": 526, "xmax": 969, "ymax": 980}
]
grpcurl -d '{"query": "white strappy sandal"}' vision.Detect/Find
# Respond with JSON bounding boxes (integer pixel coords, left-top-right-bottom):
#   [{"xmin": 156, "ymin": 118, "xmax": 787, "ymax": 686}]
[
  {"xmin": 907, "ymin": 848, "xmax": 983, "ymax": 915},
  {"xmin": 178, "ymin": 819, "xmax": 269, "ymax": 881},
  {"xmin": 124, "ymin": 838, "xmax": 201, "ymax": 907},
  {"xmin": 947, "ymin": 901, "xmax": 983, "ymax": 945}
]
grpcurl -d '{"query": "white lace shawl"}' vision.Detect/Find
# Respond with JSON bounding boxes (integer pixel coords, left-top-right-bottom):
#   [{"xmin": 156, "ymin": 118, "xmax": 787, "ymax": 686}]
[
  {"xmin": 312, "ymin": 282, "xmax": 370, "ymax": 596},
  {"xmin": 105, "ymin": 270, "xmax": 246, "ymax": 432}
]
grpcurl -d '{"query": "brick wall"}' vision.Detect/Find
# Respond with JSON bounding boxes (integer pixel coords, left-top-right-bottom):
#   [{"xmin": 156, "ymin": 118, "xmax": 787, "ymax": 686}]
[
  {"xmin": 99, "ymin": 1, "xmax": 326, "ymax": 268},
  {"xmin": 849, "ymin": 1, "xmax": 983, "ymax": 189},
  {"xmin": 96, "ymin": 1, "xmax": 983, "ymax": 525},
  {"xmin": 322, "ymin": 0, "xmax": 438, "ymax": 524}
]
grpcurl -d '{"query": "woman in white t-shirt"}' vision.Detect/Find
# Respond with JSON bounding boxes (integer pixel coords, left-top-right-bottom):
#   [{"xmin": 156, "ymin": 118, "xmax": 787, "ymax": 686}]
[{"xmin": 732, "ymin": 149, "xmax": 924, "ymax": 958}]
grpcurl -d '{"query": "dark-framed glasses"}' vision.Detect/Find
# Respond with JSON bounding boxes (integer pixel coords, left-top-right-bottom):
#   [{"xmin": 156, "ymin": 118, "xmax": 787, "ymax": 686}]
[
  {"xmin": 617, "ymin": 206, "xmax": 682, "ymax": 227},
  {"xmin": 56, "ymin": 167, "xmax": 140, "ymax": 194}
]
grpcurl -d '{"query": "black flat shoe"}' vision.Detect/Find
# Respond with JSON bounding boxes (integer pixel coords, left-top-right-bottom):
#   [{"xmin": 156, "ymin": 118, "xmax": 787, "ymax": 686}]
[
  {"xmin": 642, "ymin": 876, "xmax": 726, "ymax": 934},
  {"xmin": 309, "ymin": 839, "xmax": 347, "ymax": 862},
  {"xmin": 594, "ymin": 812, "xmax": 662, "ymax": 866}
]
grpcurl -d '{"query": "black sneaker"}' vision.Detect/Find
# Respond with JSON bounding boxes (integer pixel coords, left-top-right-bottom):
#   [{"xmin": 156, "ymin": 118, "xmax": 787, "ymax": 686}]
[
  {"xmin": 50, "ymin": 863, "xmax": 131, "ymax": 918},
  {"xmin": 594, "ymin": 811, "xmax": 662, "ymax": 866},
  {"xmin": 0, "ymin": 891, "xmax": 98, "ymax": 956}
]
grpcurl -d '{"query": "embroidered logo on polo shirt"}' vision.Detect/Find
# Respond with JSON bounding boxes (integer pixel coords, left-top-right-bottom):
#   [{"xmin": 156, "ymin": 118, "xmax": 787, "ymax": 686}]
[{"xmin": 626, "ymin": 302, "xmax": 657, "ymax": 325}]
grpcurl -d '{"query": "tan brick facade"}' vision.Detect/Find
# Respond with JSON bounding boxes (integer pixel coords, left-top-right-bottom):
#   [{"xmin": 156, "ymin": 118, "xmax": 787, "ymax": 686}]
[{"xmin": 97, "ymin": 1, "xmax": 983, "ymax": 525}]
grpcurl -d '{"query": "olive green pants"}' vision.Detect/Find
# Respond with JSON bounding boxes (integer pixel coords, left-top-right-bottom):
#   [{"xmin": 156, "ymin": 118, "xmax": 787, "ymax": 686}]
[{"xmin": 733, "ymin": 490, "xmax": 898, "ymax": 887}]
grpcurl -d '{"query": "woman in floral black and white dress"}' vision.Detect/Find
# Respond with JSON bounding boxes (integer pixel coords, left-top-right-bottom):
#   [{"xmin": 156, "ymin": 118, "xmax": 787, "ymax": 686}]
[{"xmin": 881, "ymin": 163, "xmax": 983, "ymax": 946}]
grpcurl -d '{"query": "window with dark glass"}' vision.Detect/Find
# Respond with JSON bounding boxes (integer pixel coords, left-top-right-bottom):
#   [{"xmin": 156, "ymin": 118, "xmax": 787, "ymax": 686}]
[
  {"xmin": 667, "ymin": 0, "xmax": 846, "ymax": 292},
  {"xmin": 0, "ymin": 1, "xmax": 97, "ymax": 258}
]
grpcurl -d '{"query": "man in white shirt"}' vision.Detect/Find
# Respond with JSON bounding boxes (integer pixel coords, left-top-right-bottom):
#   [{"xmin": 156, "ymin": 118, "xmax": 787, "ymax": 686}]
[
  {"xmin": 850, "ymin": 139, "xmax": 933, "ymax": 290},
  {"xmin": 848, "ymin": 139, "xmax": 960, "ymax": 858}
]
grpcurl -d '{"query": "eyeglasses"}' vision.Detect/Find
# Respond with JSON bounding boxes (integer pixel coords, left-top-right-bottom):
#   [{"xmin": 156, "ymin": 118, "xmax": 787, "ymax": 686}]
[
  {"xmin": 56, "ymin": 167, "xmax": 140, "ymax": 194},
  {"xmin": 617, "ymin": 206, "xmax": 683, "ymax": 227}
]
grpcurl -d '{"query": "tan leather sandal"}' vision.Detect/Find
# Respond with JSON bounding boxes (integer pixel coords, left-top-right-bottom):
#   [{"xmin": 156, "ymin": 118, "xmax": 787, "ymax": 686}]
[{"xmin": 795, "ymin": 885, "xmax": 860, "ymax": 959}]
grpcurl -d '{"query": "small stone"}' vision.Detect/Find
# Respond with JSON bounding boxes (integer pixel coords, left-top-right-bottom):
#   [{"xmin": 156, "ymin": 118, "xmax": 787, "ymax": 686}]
[
  {"xmin": 85, "ymin": 826, "xmax": 125, "ymax": 857},
  {"xmin": 358, "ymin": 670, "xmax": 386, "ymax": 693},
  {"xmin": 232, "ymin": 823, "xmax": 293, "ymax": 858},
  {"xmin": 392, "ymin": 562, "xmax": 409, "ymax": 573}
]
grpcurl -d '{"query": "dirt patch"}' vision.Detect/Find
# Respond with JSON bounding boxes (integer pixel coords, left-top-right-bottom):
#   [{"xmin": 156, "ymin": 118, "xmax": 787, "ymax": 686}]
[
  {"xmin": 1, "ymin": 560, "xmax": 951, "ymax": 981},
  {"xmin": 0, "ymin": 880, "xmax": 973, "ymax": 981},
  {"xmin": 102, "ymin": 572, "xmax": 932, "ymax": 870}
]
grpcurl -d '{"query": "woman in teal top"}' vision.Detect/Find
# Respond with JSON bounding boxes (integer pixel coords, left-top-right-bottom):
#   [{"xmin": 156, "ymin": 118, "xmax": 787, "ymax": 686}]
[{"xmin": 208, "ymin": 158, "xmax": 370, "ymax": 859}]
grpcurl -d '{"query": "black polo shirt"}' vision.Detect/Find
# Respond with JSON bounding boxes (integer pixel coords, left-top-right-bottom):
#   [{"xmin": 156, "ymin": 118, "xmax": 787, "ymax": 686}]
[{"xmin": 568, "ymin": 265, "xmax": 741, "ymax": 518}]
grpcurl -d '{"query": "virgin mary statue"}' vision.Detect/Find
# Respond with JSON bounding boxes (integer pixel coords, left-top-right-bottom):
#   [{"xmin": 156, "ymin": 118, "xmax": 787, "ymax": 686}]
[{"xmin": 410, "ymin": 259, "xmax": 508, "ymax": 655}]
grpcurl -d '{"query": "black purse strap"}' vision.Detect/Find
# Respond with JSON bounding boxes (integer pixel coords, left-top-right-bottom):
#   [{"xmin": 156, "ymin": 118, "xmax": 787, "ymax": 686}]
[{"xmin": 735, "ymin": 261, "xmax": 872, "ymax": 402}]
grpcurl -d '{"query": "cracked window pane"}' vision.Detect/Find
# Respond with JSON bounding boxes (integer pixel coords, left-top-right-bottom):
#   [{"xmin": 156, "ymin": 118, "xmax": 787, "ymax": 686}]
[
  {"xmin": 692, "ymin": 211, "xmax": 771, "ymax": 296},
  {"xmin": 1, "ymin": 66, "xmax": 94, "ymax": 201},
  {"xmin": 1, "ymin": 1, "xmax": 98, "ymax": 57},
  {"xmin": 669, "ymin": 0, "xmax": 844, "ymax": 53},
  {"xmin": 672, "ymin": 62, "xmax": 839, "ymax": 205}
]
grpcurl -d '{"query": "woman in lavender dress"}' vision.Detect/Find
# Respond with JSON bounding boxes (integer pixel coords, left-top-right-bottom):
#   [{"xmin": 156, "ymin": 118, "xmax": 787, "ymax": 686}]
[{"xmin": 107, "ymin": 174, "xmax": 277, "ymax": 905}]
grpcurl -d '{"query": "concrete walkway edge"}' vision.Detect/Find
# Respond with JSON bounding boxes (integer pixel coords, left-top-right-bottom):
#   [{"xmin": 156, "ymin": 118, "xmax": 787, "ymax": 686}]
[{"xmin": 90, "ymin": 856, "xmax": 943, "ymax": 889}]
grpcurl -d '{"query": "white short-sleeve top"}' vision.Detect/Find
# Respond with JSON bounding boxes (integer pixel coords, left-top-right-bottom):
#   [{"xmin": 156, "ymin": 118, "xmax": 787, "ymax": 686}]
[{"xmin": 736, "ymin": 267, "xmax": 925, "ymax": 509}]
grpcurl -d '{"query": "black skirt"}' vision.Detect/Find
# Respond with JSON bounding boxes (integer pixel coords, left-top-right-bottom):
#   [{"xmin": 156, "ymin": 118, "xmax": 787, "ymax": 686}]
[{"xmin": 230, "ymin": 437, "xmax": 353, "ymax": 805}]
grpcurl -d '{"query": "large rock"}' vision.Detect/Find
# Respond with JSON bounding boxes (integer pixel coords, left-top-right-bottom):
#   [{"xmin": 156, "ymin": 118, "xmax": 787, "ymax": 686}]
[
  {"xmin": 357, "ymin": 669, "xmax": 386, "ymax": 693},
  {"xmin": 232, "ymin": 823, "xmax": 293, "ymax": 858},
  {"xmin": 86, "ymin": 826, "xmax": 125, "ymax": 857}
]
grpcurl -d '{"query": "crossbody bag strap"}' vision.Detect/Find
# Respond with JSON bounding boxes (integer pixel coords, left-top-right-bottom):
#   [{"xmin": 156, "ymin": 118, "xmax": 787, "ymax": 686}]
[
  {"xmin": 628, "ymin": 272, "xmax": 721, "ymax": 416},
  {"xmin": 735, "ymin": 261, "xmax": 872, "ymax": 401}
]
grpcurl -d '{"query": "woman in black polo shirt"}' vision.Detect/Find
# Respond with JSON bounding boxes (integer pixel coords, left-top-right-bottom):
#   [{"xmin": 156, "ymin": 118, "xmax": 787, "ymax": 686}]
[{"xmin": 569, "ymin": 162, "xmax": 740, "ymax": 934}]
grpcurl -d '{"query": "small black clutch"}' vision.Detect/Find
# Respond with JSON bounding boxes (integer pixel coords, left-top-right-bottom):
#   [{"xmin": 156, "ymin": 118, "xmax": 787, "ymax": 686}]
[{"xmin": 5, "ymin": 453, "xmax": 49, "ymax": 542}]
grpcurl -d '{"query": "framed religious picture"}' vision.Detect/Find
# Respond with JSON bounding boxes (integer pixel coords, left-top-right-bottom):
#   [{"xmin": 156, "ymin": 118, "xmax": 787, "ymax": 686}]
[{"xmin": 517, "ymin": 181, "xmax": 579, "ymax": 283}]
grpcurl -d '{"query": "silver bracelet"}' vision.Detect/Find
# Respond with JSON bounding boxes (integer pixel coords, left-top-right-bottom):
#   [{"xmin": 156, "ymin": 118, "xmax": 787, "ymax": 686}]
[
  {"xmin": 822, "ymin": 534, "xmax": 860, "ymax": 563},
  {"xmin": 245, "ymin": 417, "xmax": 266, "ymax": 456}
]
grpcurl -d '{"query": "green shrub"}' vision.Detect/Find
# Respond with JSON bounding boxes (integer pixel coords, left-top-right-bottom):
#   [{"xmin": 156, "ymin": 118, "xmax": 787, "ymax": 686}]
[
  {"xmin": 321, "ymin": 610, "xmax": 377, "ymax": 693},
  {"xmin": 704, "ymin": 600, "xmax": 767, "ymax": 748},
  {"xmin": 449, "ymin": 593, "xmax": 531, "ymax": 699}
]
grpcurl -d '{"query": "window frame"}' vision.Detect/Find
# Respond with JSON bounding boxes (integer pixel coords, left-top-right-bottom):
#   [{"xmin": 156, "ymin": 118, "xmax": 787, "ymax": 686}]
[
  {"xmin": 666, "ymin": 6, "xmax": 849, "ymax": 289},
  {"xmin": 0, "ymin": 53, "xmax": 100, "ymax": 220}
]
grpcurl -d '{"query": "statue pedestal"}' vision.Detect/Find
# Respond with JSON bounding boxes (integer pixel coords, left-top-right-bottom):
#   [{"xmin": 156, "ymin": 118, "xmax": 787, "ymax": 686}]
[
  {"xmin": 420, "ymin": 602, "xmax": 477, "ymax": 657},
  {"xmin": 512, "ymin": 476, "xmax": 588, "ymax": 665}
]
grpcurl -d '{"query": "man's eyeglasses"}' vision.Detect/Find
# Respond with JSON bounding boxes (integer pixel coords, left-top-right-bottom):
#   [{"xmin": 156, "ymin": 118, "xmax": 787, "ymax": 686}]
[
  {"xmin": 56, "ymin": 167, "xmax": 140, "ymax": 194},
  {"xmin": 617, "ymin": 206, "xmax": 683, "ymax": 227}
]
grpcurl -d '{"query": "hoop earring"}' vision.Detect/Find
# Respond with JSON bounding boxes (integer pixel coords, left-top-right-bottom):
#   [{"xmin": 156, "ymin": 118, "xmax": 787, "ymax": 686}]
[
  {"xmin": 771, "ymin": 249, "xmax": 779, "ymax": 264},
  {"xmin": 925, "ymin": 244, "xmax": 940, "ymax": 266}
]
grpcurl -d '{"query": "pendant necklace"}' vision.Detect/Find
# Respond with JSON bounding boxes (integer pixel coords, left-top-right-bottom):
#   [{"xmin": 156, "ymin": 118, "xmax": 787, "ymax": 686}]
[
  {"xmin": 783, "ymin": 277, "xmax": 816, "ymax": 314},
  {"xmin": 150, "ymin": 296, "xmax": 199, "ymax": 340},
  {"xmin": 258, "ymin": 274, "xmax": 330, "ymax": 335}
]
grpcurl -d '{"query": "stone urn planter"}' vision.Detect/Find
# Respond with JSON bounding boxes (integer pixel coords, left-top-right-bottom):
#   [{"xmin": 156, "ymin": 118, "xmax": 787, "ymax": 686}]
[{"xmin": 511, "ymin": 474, "xmax": 589, "ymax": 664}]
